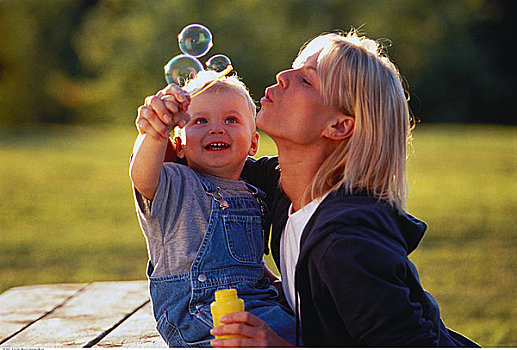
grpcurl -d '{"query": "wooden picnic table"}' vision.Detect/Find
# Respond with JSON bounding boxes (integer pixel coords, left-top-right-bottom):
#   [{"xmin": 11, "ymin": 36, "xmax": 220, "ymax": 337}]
[{"xmin": 0, "ymin": 280, "xmax": 168, "ymax": 348}]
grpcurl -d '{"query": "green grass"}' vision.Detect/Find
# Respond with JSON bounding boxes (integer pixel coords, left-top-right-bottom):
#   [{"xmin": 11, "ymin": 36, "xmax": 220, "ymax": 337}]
[
  {"xmin": 0, "ymin": 124, "xmax": 515, "ymax": 346},
  {"xmin": 406, "ymin": 125, "xmax": 516, "ymax": 347}
]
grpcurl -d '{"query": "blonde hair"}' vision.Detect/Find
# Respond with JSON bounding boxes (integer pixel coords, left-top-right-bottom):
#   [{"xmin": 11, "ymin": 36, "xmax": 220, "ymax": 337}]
[
  {"xmin": 184, "ymin": 70, "xmax": 257, "ymax": 120},
  {"xmin": 174, "ymin": 70, "xmax": 257, "ymax": 140},
  {"xmin": 294, "ymin": 30, "xmax": 412, "ymax": 211}
]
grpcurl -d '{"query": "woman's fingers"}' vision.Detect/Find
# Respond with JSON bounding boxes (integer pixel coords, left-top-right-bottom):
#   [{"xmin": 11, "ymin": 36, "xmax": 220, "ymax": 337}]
[
  {"xmin": 220, "ymin": 311, "xmax": 265, "ymax": 326},
  {"xmin": 137, "ymin": 105, "xmax": 171, "ymax": 139},
  {"xmin": 157, "ymin": 83, "xmax": 183, "ymax": 97},
  {"xmin": 212, "ymin": 322, "xmax": 261, "ymax": 339},
  {"xmin": 161, "ymin": 95, "xmax": 191, "ymax": 127},
  {"xmin": 211, "ymin": 337, "xmax": 268, "ymax": 348},
  {"xmin": 161, "ymin": 96, "xmax": 180, "ymax": 115},
  {"xmin": 135, "ymin": 84, "xmax": 191, "ymax": 139},
  {"xmin": 176, "ymin": 111, "xmax": 190, "ymax": 128},
  {"xmin": 135, "ymin": 111, "xmax": 165, "ymax": 141},
  {"xmin": 157, "ymin": 84, "xmax": 191, "ymax": 111},
  {"xmin": 145, "ymin": 95, "xmax": 173, "ymax": 125},
  {"xmin": 210, "ymin": 312, "xmax": 293, "ymax": 348}
]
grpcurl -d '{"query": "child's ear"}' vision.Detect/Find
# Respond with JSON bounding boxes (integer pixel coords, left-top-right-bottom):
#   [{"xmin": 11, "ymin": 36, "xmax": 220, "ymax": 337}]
[
  {"xmin": 174, "ymin": 136, "xmax": 186, "ymax": 158},
  {"xmin": 248, "ymin": 131, "xmax": 260, "ymax": 156},
  {"xmin": 322, "ymin": 112, "xmax": 355, "ymax": 141}
]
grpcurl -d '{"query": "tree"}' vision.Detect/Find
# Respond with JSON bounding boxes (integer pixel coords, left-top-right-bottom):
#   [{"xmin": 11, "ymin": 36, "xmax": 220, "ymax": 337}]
[
  {"xmin": 0, "ymin": 0, "xmax": 514, "ymax": 127},
  {"xmin": 0, "ymin": 0, "xmax": 100, "ymax": 126}
]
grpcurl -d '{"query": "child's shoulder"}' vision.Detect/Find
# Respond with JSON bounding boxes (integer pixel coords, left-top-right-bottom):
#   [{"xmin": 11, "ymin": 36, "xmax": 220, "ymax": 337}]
[
  {"xmin": 163, "ymin": 161, "xmax": 194, "ymax": 174},
  {"xmin": 162, "ymin": 162, "xmax": 203, "ymax": 186}
]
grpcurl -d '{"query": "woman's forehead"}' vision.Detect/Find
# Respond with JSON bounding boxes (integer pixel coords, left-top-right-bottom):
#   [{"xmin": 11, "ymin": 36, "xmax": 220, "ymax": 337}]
[
  {"xmin": 292, "ymin": 50, "xmax": 320, "ymax": 70},
  {"xmin": 293, "ymin": 34, "xmax": 338, "ymax": 69}
]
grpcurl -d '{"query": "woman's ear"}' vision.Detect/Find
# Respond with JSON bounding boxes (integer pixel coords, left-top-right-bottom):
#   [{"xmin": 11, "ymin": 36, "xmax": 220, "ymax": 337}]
[
  {"xmin": 248, "ymin": 131, "xmax": 260, "ymax": 156},
  {"xmin": 323, "ymin": 112, "xmax": 355, "ymax": 141},
  {"xmin": 174, "ymin": 136, "xmax": 186, "ymax": 158}
]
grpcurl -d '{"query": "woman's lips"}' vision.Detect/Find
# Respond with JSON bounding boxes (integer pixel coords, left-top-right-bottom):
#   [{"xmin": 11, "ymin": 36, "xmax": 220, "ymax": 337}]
[
  {"xmin": 260, "ymin": 96, "xmax": 272, "ymax": 104},
  {"xmin": 261, "ymin": 88, "xmax": 274, "ymax": 104}
]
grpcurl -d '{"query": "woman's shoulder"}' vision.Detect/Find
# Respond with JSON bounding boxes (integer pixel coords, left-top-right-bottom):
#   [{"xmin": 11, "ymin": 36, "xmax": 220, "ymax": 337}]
[
  {"xmin": 316, "ymin": 190, "xmax": 396, "ymax": 226},
  {"xmin": 305, "ymin": 189, "xmax": 426, "ymax": 255}
]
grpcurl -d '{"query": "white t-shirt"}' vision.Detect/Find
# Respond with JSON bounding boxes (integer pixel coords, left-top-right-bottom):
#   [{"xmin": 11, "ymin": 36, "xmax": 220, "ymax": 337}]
[{"xmin": 280, "ymin": 194, "xmax": 328, "ymax": 316}]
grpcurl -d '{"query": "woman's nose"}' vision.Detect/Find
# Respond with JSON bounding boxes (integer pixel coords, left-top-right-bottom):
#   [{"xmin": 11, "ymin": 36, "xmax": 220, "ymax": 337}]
[{"xmin": 276, "ymin": 70, "xmax": 290, "ymax": 88}]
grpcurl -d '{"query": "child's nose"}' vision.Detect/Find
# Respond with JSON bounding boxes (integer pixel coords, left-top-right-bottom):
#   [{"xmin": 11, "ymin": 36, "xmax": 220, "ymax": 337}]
[{"xmin": 209, "ymin": 124, "xmax": 226, "ymax": 135}]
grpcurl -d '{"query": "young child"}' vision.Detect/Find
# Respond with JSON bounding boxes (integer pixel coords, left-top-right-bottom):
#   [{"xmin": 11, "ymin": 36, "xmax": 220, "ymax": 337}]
[{"xmin": 130, "ymin": 71, "xmax": 295, "ymax": 347}]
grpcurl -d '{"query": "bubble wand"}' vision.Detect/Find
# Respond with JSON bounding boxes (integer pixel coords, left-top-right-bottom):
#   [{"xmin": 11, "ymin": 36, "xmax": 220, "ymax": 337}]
[{"xmin": 190, "ymin": 64, "xmax": 233, "ymax": 98}]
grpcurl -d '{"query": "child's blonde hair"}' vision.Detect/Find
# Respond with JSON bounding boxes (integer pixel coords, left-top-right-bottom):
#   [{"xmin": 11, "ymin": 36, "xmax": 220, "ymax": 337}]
[
  {"xmin": 185, "ymin": 71, "xmax": 256, "ymax": 119},
  {"xmin": 294, "ymin": 30, "xmax": 412, "ymax": 211},
  {"xmin": 174, "ymin": 71, "xmax": 257, "ymax": 140}
]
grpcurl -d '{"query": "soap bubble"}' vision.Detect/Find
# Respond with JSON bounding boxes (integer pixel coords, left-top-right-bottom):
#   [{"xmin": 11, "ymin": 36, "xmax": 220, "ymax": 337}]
[
  {"xmin": 164, "ymin": 54, "xmax": 204, "ymax": 86},
  {"xmin": 178, "ymin": 24, "xmax": 213, "ymax": 57},
  {"xmin": 206, "ymin": 54, "xmax": 232, "ymax": 72}
]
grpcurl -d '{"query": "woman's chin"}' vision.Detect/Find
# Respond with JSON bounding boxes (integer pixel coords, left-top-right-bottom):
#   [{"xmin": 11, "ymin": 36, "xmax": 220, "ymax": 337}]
[{"xmin": 256, "ymin": 112, "xmax": 273, "ymax": 134}]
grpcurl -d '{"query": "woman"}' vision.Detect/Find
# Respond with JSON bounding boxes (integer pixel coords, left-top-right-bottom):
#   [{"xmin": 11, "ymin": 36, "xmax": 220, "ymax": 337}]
[{"xmin": 136, "ymin": 30, "xmax": 478, "ymax": 347}]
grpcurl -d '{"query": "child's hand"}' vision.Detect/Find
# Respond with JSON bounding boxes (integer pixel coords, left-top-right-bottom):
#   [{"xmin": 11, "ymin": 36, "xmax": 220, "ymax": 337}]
[{"xmin": 136, "ymin": 84, "xmax": 191, "ymax": 141}]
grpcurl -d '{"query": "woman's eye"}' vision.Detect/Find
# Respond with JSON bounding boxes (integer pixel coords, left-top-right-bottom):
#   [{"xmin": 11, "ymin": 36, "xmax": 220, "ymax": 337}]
[
  {"xmin": 194, "ymin": 118, "xmax": 208, "ymax": 125},
  {"xmin": 302, "ymin": 78, "xmax": 312, "ymax": 86}
]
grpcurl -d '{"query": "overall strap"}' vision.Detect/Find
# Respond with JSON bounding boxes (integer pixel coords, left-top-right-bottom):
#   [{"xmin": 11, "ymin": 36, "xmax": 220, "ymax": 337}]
[
  {"xmin": 191, "ymin": 170, "xmax": 216, "ymax": 192},
  {"xmin": 191, "ymin": 170, "xmax": 229, "ymax": 210}
]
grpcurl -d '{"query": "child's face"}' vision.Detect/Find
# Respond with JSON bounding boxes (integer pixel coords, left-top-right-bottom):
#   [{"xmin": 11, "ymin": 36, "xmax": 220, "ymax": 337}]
[{"xmin": 176, "ymin": 91, "xmax": 259, "ymax": 180}]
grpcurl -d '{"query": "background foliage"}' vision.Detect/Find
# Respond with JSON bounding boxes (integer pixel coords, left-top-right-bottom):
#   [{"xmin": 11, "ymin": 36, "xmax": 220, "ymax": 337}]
[{"xmin": 0, "ymin": 0, "xmax": 515, "ymax": 127}]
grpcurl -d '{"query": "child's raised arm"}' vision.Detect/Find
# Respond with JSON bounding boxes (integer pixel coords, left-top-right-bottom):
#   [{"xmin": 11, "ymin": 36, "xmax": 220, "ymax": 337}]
[{"xmin": 130, "ymin": 85, "xmax": 190, "ymax": 200}]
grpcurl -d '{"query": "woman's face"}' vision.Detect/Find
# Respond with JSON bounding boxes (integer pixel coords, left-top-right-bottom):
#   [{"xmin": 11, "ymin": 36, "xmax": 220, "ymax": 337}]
[{"xmin": 256, "ymin": 52, "xmax": 335, "ymax": 146}]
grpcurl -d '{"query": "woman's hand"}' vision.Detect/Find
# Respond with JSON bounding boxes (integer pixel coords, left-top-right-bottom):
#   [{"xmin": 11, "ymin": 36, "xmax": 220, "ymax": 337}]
[
  {"xmin": 136, "ymin": 84, "xmax": 191, "ymax": 140},
  {"xmin": 210, "ymin": 311, "xmax": 294, "ymax": 347}
]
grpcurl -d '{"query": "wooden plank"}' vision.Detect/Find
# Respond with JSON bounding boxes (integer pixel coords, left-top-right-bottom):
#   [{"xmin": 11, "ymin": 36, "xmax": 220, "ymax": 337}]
[
  {"xmin": 1, "ymin": 281, "xmax": 150, "ymax": 348},
  {"xmin": 0, "ymin": 283, "xmax": 87, "ymax": 344},
  {"xmin": 94, "ymin": 301, "xmax": 167, "ymax": 348}
]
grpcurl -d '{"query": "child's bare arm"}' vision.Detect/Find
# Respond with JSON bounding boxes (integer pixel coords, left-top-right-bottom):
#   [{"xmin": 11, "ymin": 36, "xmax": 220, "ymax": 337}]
[
  {"xmin": 130, "ymin": 133, "xmax": 169, "ymax": 200},
  {"xmin": 130, "ymin": 85, "xmax": 190, "ymax": 200}
]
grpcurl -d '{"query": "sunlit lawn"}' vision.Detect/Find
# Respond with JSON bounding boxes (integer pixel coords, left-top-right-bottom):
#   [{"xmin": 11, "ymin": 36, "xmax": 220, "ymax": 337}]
[{"xmin": 0, "ymin": 124, "xmax": 515, "ymax": 346}]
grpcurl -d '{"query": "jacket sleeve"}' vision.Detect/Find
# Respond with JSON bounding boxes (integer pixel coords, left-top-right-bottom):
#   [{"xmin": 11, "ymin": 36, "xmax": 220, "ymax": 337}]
[
  {"xmin": 241, "ymin": 156, "xmax": 282, "ymax": 256},
  {"xmin": 241, "ymin": 156, "xmax": 280, "ymax": 198},
  {"xmin": 312, "ymin": 215, "xmax": 442, "ymax": 346},
  {"xmin": 241, "ymin": 156, "xmax": 282, "ymax": 222}
]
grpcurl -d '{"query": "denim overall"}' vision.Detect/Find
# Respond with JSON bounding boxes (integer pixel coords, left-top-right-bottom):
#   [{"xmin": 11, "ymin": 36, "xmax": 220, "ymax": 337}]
[{"xmin": 148, "ymin": 172, "xmax": 296, "ymax": 347}]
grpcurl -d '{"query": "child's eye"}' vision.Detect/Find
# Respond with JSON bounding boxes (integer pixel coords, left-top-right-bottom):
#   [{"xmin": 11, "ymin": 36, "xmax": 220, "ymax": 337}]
[
  {"xmin": 225, "ymin": 117, "xmax": 238, "ymax": 124},
  {"xmin": 194, "ymin": 118, "xmax": 208, "ymax": 125}
]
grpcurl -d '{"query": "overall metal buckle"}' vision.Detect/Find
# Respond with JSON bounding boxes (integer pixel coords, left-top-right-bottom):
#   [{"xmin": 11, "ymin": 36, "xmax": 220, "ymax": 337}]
[{"xmin": 206, "ymin": 186, "xmax": 229, "ymax": 210}]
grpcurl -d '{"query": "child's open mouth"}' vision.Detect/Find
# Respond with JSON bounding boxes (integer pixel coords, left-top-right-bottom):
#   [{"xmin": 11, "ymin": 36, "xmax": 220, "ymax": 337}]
[{"xmin": 204, "ymin": 142, "xmax": 230, "ymax": 151}]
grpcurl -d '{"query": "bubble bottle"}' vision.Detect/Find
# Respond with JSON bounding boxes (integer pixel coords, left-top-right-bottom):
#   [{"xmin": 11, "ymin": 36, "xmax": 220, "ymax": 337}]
[{"xmin": 210, "ymin": 288, "xmax": 245, "ymax": 339}]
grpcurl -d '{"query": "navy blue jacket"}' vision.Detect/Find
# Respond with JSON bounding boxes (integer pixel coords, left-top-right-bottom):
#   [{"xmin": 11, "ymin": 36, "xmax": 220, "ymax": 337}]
[{"xmin": 242, "ymin": 156, "xmax": 478, "ymax": 347}]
